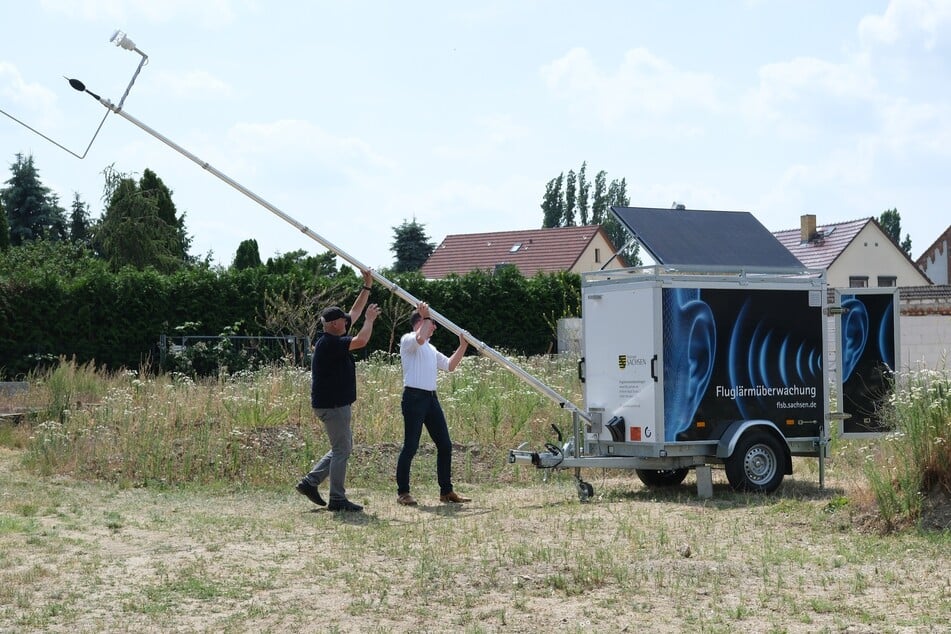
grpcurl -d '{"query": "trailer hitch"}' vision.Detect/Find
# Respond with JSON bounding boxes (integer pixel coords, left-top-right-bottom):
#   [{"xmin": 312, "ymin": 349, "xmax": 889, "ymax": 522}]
[{"xmin": 507, "ymin": 423, "xmax": 566, "ymax": 468}]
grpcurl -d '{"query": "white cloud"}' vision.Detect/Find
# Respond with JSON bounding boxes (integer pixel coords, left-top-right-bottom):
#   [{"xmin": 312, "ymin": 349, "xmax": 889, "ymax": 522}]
[
  {"xmin": 743, "ymin": 56, "xmax": 877, "ymax": 140},
  {"xmin": 878, "ymin": 98, "xmax": 951, "ymax": 156},
  {"xmin": 540, "ymin": 46, "xmax": 720, "ymax": 135},
  {"xmin": 433, "ymin": 113, "xmax": 529, "ymax": 160},
  {"xmin": 152, "ymin": 69, "xmax": 234, "ymax": 100},
  {"xmin": 859, "ymin": 0, "xmax": 951, "ymax": 50},
  {"xmin": 738, "ymin": 1, "xmax": 951, "ymax": 173},
  {"xmin": 226, "ymin": 119, "xmax": 396, "ymax": 179},
  {"xmin": 0, "ymin": 62, "xmax": 62, "ymax": 129},
  {"xmin": 784, "ymin": 142, "xmax": 877, "ymax": 190},
  {"xmin": 39, "ymin": 0, "xmax": 251, "ymax": 27}
]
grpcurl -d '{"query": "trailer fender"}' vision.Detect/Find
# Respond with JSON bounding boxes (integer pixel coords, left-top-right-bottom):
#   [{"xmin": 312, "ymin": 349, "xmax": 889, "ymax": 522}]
[{"xmin": 716, "ymin": 420, "xmax": 792, "ymax": 475}]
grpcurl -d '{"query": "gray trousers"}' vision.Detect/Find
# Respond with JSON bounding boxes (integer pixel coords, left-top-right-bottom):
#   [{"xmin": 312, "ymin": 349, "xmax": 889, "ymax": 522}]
[{"xmin": 303, "ymin": 405, "xmax": 352, "ymax": 502}]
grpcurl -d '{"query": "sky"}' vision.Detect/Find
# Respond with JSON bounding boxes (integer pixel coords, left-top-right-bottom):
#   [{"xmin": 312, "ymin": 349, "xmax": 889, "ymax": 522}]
[{"xmin": 1, "ymin": 0, "xmax": 950, "ymax": 272}]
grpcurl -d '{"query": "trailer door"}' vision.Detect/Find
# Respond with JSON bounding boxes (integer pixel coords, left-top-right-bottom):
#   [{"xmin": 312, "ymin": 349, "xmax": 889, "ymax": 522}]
[
  {"xmin": 835, "ymin": 288, "xmax": 900, "ymax": 437},
  {"xmin": 582, "ymin": 283, "xmax": 662, "ymax": 443}
]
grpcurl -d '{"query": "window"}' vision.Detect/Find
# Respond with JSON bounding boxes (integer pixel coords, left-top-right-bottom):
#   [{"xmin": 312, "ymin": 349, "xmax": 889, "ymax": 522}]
[
  {"xmin": 594, "ymin": 248, "xmax": 601, "ymax": 263},
  {"xmin": 878, "ymin": 276, "xmax": 897, "ymax": 287},
  {"xmin": 849, "ymin": 276, "xmax": 869, "ymax": 288}
]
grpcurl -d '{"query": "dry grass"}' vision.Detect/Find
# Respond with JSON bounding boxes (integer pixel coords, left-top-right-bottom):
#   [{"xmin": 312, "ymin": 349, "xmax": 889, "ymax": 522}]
[
  {"xmin": 1, "ymin": 447, "xmax": 950, "ymax": 632},
  {"xmin": 0, "ymin": 358, "xmax": 949, "ymax": 632}
]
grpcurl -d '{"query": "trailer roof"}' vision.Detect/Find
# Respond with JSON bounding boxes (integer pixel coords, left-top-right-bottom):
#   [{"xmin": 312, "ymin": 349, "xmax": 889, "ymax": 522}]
[{"xmin": 611, "ymin": 206, "xmax": 804, "ymax": 268}]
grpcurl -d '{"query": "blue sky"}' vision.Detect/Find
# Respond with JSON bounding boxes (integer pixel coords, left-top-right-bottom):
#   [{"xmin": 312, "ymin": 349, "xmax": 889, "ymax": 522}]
[{"xmin": 2, "ymin": 1, "xmax": 949, "ymax": 271}]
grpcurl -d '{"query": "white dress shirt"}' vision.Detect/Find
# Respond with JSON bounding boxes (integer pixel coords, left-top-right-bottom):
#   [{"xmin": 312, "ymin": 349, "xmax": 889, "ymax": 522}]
[{"xmin": 400, "ymin": 331, "xmax": 450, "ymax": 391}]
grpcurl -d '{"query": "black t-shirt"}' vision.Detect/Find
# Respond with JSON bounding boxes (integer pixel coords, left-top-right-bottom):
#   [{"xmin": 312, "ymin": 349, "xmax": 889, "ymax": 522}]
[{"xmin": 310, "ymin": 332, "xmax": 356, "ymax": 408}]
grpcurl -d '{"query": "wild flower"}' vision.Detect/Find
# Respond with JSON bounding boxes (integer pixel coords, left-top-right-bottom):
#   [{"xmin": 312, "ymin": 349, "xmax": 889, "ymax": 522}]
[
  {"xmin": 13, "ymin": 353, "xmax": 583, "ymax": 487},
  {"xmin": 864, "ymin": 365, "xmax": 951, "ymax": 528}
]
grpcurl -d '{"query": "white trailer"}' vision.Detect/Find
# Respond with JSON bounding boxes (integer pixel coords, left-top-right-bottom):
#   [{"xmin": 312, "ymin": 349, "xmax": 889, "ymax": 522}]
[{"xmin": 510, "ymin": 265, "xmax": 899, "ymax": 500}]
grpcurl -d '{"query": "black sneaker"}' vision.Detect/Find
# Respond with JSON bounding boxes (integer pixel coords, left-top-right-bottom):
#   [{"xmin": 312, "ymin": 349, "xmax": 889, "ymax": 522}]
[
  {"xmin": 327, "ymin": 499, "xmax": 363, "ymax": 512},
  {"xmin": 295, "ymin": 480, "xmax": 326, "ymax": 506}
]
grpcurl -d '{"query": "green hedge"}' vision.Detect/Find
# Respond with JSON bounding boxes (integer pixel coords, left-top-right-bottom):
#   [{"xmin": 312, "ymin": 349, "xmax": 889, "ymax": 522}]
[{"xmin": 0, "ymin": 247, "xmax": 581, "ymax": 378}]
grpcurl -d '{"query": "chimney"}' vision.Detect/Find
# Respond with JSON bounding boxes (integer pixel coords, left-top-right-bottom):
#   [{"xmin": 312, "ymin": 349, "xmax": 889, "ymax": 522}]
[{"xmin": 800, "ymin": 214, "xmax": 817, "ymax": 243}]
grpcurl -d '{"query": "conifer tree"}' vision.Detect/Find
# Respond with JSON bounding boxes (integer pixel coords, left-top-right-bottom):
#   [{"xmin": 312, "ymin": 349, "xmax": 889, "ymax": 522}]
[
  {"xmin": 69, "ymin": 193, "xmax": 91, "ymax": 245},
  {"xmin": 1, "ymin": 153, "xmax": 67, "ymax": 245},
  {"xmin": 0, "ymin": 197, "xmax": 9, "ymax": 251},
  {"xmin": 391, "ymin": 218, "xmax": 434, "ymax": 272}
]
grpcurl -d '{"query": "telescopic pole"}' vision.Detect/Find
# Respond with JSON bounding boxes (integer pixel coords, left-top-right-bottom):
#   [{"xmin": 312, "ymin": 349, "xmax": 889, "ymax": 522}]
[{"xmin": 67, "ymin": 76, "xmax": 589, "ymax": 422}]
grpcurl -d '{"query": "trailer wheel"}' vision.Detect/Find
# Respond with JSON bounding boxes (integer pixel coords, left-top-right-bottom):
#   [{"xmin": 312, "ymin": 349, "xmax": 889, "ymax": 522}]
[
  {"xmin": 725, "ymin": 430, "xmax": 786, "ymax": 493},
  {"xmin": 635, "ymin": 468, "xmax": 689, "ymax": 488}
]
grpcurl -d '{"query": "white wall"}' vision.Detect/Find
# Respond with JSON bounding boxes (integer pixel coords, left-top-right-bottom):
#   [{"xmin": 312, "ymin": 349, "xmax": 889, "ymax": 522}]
[
  {"xmin": 918, "ymin": 236, "xmax": 949, "ymax": 285},
  {"xmin": 828, "ymin": 224, "xmax": 930, "ymax": 287},
  {"xmin": 901, "ymin": 314, "xmax": 951, "ymax": 370},
  {"xmin": 571, "ymin": 234, "xmax": 623, "ymax": 273},
  {"xmin": 556, "ymin": 317, "xmax": 583, "ymax": 356}
]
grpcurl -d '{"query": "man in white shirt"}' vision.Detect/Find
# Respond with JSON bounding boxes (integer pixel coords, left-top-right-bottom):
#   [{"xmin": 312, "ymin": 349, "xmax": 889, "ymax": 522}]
[{"xmin": 395, "ymin": 302, "xmax": 470, "ymax": 506}]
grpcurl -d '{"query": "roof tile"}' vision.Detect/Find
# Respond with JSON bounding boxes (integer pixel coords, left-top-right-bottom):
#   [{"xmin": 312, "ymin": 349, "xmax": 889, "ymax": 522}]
[
  {"xmin": 772, "ymin": 218, "xmax": 870, "ymax": 269},
  {"xmin": 420, "ymin": 225, "xmax": 611, "ymax": 279}
]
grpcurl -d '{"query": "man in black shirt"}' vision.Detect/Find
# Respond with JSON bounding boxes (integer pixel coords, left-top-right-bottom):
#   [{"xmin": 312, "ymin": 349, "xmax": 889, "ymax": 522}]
[{"xmin": 296, "ymin": 270, "xmax": 380, "ymax": 512}]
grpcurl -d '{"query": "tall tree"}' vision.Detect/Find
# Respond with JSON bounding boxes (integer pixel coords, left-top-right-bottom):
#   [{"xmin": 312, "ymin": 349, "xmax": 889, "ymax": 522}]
[
  {"xmin": 233, "ymin": 238, "xmax": 263, "ymax": 270},
  {"xmin": 606, "ymin": 177, "xmax": 628, "ymax": 210},
  {"xmin": 601, "ymin": 177, "xmax": 639, "ymax": 266},
  {"xmin": 577, "ymin": 162, "xmax": 590, "ymax": 225},
  {"xmin": 310, "ymin": 251, "xmax": 341, "ymax": 277},
  {"xmin": 68, "ymin": 193, "xmax": 91, "ymax": 245},
  {"xmin": 564, "ymin": 169, "xmax": 577, "ymax": 226},
  {"xmin": 93, "ymin": 170, "xmax": 184, "ymax": 272},
  {"xmin": 591, "ymin": 170, "xmax": 608, "ymax": 224},
  {"xmin": 265, "ymin": 249, "xmax": 339, "ymax": 276},
  {"xmin": 540, "ymin": 174, "xmax": 564, "ymax": 228},
  {"xmin": 879, "ymin": 208, "xmax": 912, "ymax": 256},
  {"xmin": 540, "ymin": 166, "xmax": 639, "ymax": 267},
  {"xmin": 1, "ymin": 153, "xmax": 67, "ymax": 245},
  {"xmin": 139, "ymin": 168, "xmax": 191, "ymax": 260},
  {"xmin": 391, "ymin": 218, "xmax": 435, "ymax": 272},
  {"xmin": 0, "ymin": 197, "xmax": 9, "ymax": 251}
]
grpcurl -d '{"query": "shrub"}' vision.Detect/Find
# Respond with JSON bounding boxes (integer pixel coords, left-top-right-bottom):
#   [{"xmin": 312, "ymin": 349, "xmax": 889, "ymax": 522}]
[{"xmin": 864, "ymin": 367, "xmax": 951, "ymax": 529}]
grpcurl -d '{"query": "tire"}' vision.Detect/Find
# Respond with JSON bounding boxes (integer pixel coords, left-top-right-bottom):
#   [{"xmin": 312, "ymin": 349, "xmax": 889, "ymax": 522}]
[
  {"xmin": 725, "ymin": 430, "xmax": 786, "ymax": 493},
  {"xmin": 636, "ymin": 468, "xmax": 689, "ymax": 488}
]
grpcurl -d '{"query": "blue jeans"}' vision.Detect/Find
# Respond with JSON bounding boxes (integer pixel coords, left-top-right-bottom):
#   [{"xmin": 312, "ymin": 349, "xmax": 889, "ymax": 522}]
[
  {"xmin": 396, "ymin": 387, "xmax": 454, "ymax": 496},
  {"xmin": 304, "ymin": 405, "xmax": 352, "ymax": 502}
]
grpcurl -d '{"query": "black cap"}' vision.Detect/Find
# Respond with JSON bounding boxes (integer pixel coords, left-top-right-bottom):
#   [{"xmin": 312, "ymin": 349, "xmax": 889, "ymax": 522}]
[{"xmin": 320, "ymin": 306, "xmax": 347, "ymax": 322}]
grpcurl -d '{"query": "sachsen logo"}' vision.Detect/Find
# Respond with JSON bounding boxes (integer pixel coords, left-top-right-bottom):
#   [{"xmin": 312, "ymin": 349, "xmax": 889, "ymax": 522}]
[{"xmin": 618, "ymin": 355, "xmax": 648, "ymax": 369}]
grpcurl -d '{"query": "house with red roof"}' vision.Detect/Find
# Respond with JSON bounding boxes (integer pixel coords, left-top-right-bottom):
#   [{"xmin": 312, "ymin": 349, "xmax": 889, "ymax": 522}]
[
  {"xmin": 772, "ymin": 214, "xmax": 931, "ymax": 288},
  {"xmin": 419, "ymin": 225, "xmax": 624, "ymax": 279}
]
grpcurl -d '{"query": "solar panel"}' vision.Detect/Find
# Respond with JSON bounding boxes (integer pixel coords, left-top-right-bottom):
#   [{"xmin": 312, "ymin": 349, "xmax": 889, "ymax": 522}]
[{"xmin": 611, "ymin": 206, "xmax": 803, "ymax": 268}]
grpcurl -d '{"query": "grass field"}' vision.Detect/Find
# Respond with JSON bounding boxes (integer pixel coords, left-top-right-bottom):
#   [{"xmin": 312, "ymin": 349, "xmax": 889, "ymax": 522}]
[{"xmin": 0, "ymin": 357, "xmax": 948, "ymax": 633}]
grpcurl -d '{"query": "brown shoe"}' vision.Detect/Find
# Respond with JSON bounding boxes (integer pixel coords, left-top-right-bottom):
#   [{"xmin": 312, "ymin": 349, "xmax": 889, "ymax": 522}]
[
  {"xmin": 439, "ymin": 491, "xmax": 471, "ymax": 503},
  {"xmin": 397, "ymin": 493, "xmax": 417, "ymax": 506}
]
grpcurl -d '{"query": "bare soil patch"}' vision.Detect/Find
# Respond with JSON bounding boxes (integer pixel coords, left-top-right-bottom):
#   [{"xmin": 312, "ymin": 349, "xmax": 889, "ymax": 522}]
[{"xmin": 1, "ymin": 446, "xmax": 949, "ymax": 633}]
